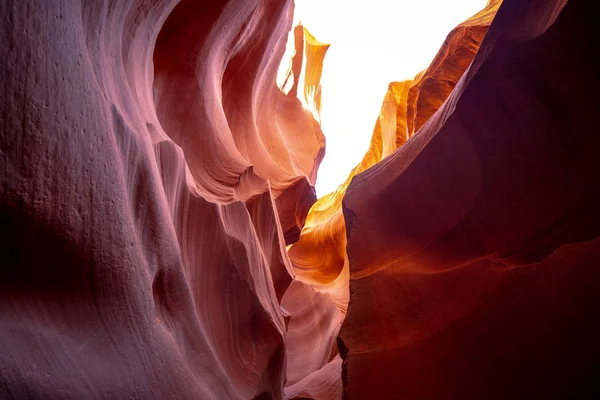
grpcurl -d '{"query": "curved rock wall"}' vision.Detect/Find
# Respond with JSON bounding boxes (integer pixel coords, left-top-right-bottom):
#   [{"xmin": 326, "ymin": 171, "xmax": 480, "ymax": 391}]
[
  {"xmin": 340, "ymin": 0, "xmax": 600, "ymax": 398},
  {"xmin": 0, "ymin": 0, "xmax": 325, "ymax": 398},
  {"xmin": 2, "ymin": 0, "xmax": 599, "ymax": 399}
]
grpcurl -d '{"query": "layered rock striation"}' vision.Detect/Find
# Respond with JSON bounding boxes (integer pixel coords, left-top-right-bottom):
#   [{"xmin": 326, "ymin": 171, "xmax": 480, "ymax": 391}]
[
  {"xmin": 1, "ymin": 0, "xmax": 326, "ymax": 398},
  {"xmin": 1, "ymin": 0, "xmax": 599, "ymax": 399}
]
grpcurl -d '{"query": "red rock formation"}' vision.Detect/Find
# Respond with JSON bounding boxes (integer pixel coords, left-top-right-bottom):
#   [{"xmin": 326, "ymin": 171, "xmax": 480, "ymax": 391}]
[
  {"xmin": 340, "ymin": 0, "xmax": 600, "ymax": 398},
  {"xmin": 0, "ymin": 0, "xmax": 324, "ymax": 398},
  {"xmin": 2, "ymin": 0, "xmax": 599, "ymax": 399}
]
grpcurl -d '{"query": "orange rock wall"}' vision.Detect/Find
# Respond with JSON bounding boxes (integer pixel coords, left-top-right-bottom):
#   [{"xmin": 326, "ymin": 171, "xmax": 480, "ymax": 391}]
[{"xmin": 289, "ymin": 0, "xmax": 500, "ymax": 290}]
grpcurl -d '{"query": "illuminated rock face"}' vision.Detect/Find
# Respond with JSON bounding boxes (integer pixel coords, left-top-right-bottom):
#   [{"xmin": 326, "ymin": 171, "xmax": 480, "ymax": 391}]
[
  {"xmin": 287, "ymin": 0, "xmax": 501, "ymax": 292},
  {"xmin": 0, "ymin": 0, "xmax": 325, "ymax": 398},
  {"xmin": 1, "ymin": 0, "xmax": 599, "ymax": 399}
]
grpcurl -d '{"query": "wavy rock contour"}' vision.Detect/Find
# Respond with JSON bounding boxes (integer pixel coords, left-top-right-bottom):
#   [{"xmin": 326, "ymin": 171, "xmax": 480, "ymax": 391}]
[
  {"xmin": 1, "ymin": 0, "xmax": 599, "ymax": 399},
  {"xmin": 1, "ymin": 0, "xmax": 326, "ymax": 398},
  {"xmin": 339, "ymin": 0, "xmax": 600, "ymax": 398}
]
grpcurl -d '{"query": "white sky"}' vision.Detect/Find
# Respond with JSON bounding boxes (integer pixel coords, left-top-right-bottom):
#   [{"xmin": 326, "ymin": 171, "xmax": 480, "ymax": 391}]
[{"xmin": 279, "ymin": 0, "xmax": 488, "ymax": 197}]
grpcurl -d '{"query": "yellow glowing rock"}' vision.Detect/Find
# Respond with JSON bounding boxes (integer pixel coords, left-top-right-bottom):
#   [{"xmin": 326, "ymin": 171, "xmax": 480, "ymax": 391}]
[{"xmin": 289, "ymin": 0, "xmax": 502, "ymax": 291}]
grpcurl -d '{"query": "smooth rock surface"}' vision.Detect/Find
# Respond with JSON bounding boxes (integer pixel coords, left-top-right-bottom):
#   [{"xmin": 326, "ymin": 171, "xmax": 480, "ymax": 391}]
[
  {"xmin": 2, "ymin": 0, "xmax": 598, "ymax": 399},
  {"xmin": 1, "ymin": 0, "xmax": 325, "ymax": 398},
  {"xmin": 340, "ymin": 0, "xmax": 600, "ymax": 398}
]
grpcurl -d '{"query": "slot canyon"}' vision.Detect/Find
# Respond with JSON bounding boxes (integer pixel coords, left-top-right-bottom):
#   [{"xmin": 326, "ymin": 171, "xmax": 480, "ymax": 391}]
[{"xmin": 1, "ymin": 0, "xmax": 599, "ymax": 398}]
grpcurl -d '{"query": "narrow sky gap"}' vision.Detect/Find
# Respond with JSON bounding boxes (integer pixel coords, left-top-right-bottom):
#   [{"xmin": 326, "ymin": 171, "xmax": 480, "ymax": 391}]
[{"xmin": 278, "ymin": 0, "xmax": 487, "ymax": 197}]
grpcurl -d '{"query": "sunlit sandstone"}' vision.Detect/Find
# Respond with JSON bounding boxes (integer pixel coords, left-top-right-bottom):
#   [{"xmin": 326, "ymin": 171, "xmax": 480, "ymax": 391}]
[
  {"xmin": 288, "ymin": 0, "xmax": 501, "ymax": 286},
  {"xmin": 1, "ymin": 0, "xmax": 599, "ymax": 399}
]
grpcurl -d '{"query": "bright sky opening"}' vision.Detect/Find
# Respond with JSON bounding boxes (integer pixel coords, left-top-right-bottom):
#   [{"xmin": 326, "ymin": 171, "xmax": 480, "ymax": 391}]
[{"xmin": 277, "ymin": 0, "xmax": 488, "ymax": 197}]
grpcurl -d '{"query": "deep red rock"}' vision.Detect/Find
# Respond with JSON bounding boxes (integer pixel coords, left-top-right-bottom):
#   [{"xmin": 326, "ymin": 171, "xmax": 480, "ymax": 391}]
[{"xmin": 340, "ymin": 0, "xmax": 600, "ymax": 397}]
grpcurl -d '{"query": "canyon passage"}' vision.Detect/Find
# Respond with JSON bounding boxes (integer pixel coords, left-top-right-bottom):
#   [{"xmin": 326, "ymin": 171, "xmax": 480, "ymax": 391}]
[{"xmin": 1, "ymin": 0, "xmax": 599, "ymax": 399}]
